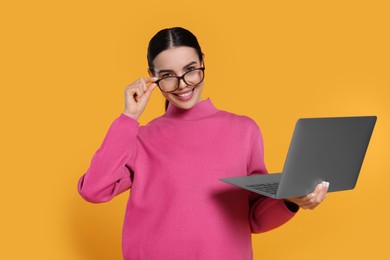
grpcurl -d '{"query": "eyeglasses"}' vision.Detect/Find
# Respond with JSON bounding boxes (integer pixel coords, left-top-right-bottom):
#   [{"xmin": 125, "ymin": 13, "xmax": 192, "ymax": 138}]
[{"xmin": 155, "ymin": 67, "xmax": 205, "ymax": 93}]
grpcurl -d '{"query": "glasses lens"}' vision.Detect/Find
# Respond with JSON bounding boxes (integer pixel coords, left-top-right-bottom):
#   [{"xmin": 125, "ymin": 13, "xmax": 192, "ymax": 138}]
[
  {"xmin": 157, "ymin": 68, "xmax": 205, "ymax": 93},
  {"xmin": 159, "ymin": 77, "xmax": 178, "ymax": 92},
  {"xmin": 184, "ymin": 69, "xmax": 204, "ymax": 86}
]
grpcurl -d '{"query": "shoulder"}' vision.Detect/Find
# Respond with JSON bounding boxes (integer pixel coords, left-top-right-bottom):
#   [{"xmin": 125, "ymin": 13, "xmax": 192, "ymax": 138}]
[
  {"xmin": 216, "ymin": 109, "xmax": 261, "ymax": 131},
  {"xmin": 212, "ymin": 109, "xmax": 264, "ymax": 145},
  {"xmin": 137, "ymin": 114, "xmax": 167, "ymax": 132}
]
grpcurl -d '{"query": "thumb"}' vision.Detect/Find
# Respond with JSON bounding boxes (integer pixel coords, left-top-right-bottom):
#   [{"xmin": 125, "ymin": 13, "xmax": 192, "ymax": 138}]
[{"xmin": 139, "ymin": 83, "xmax": 157, "ymax": 103}]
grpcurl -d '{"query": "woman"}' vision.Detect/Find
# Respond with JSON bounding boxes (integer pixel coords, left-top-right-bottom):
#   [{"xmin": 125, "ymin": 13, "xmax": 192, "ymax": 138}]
[{"xmin": 78, "ymin": 27, "xmax": 328, "ymax": 260}]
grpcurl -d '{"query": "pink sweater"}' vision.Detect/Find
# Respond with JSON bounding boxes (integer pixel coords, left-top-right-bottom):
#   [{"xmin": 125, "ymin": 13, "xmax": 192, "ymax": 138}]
[{"xmin": 78, "ymin": 98, "xmax": 296, "ymax": 260}]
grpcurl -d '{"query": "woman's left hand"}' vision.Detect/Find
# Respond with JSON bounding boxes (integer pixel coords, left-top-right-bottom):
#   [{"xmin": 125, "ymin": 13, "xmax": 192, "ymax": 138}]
[{"xmin": 285, "ymin": 181, "xmax": 329, "ymax": 210}]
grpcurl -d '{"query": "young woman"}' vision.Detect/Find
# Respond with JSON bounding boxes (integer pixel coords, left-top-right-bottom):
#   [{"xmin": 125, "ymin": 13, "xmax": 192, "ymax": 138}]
[{"xmin": 78, "ymin": 27, "xmax": 328, "ymax": 260}]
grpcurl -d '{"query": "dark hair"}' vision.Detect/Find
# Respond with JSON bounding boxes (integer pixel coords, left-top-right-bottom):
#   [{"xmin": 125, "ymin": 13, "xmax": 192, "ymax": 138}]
[{"xmin": 147, "ymin": 27, "xmax": 204, "ymax": 111}]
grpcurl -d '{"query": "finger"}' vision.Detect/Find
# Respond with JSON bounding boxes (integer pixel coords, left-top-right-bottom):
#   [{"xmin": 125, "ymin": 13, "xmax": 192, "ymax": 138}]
[
  {"xmin": 286, "ymin": 181, "xmax": 327, "ymax": 206},
  {"xmin": 313, "ymin": 182, "xmax": 324, "ymax": 194},
  {"xmin": 296, "ymin": 192, "xmax": 321, "ymax": 210},
  {"xmin": 297, "ymin": 192, "xmax": 316, "ymax": 203},
  {"xmin": 141, "ymin": 83, "xmax": 157, "ymax": 101},
  {"xmin": 147, "ymin": 82, "xmax": 157, "ymax": 93},
  {"xmin": 317, "ymin": 182, "xmax": 329, "ymax": 201},
  {"xmin": 127, "ymin": 78, "xmax": 154, "ymax": 93},
  {"xmin": 301, "ymin": 204, "xmax": 315, "ymax": 210},
  {"xmin": 135, "ymin": 87, "xmax": 145, "ymax": 101},
  {"xmin": 298, "ymin": 184, "xmax": 322, "ymax": 203},
  {"xmin": 126, "ymin": 84, "xmax": 144, "ymax": 96},
  {"xmin": 324, "ymin": 181, "xmax": 330, "ymax": 192},
  {"xmin": 301, "ymin": 198, "xmax": 320, "ymax": 210},
  {"xmin": 306, "ymin": 182, "xmax": 329, "ymax": 208},
  {"xmin": 315, "ymin": 182, "xmax": 328, "ymax": 199},
  {"xmin": 306, "ymin": 196, "xmax": 319, "ymax": 209},
  {"xmin": 286, "ymin": 193, "xmax": 312, "ymax": 206},
  {"xmin": 142, "ymin": 77, "xmax": 159, "ymax": 85},
  {"xmin": 306, "ymin": 182, "xmax": 325, "ymax": 201},
  {"xmin": 286, "ymin": 194, "xmax": 313, "ymax": 208},
  {"xmin": 135, "ymin": 78, "xmax": 147, "ymax": 92},
  {"xmin": 127, "ymin": 86, "xmax": 144, "ymax": 102},
  {"xmin": 141, "ymin": 77, "xmax": 158, "ymax": 92}
]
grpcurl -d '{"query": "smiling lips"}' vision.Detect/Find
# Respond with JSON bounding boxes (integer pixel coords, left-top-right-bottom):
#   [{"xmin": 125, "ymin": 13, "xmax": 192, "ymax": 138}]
[{"xmin": 173, "ymin": 88, "xmax": 195, "ymax": 101}]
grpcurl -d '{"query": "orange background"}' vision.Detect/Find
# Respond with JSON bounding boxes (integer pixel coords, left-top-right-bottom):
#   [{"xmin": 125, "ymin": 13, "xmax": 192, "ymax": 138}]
[{"xmin": 1, "ymin": 0, "xmax": 389, "ymax": 259}]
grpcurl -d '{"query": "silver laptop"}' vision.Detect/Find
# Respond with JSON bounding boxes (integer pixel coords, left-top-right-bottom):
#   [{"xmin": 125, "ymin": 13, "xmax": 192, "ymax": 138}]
[{"xmin": 220, "ymin": 116, "xmax": 376, "ymax": 199}]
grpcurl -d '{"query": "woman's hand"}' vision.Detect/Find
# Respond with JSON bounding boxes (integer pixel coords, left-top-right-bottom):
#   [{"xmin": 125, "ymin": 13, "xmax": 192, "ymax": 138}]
[
  {"xmin": 123, "ymin": 77, "xmax": 158, "ymax": 120},
  {"xmin": 285, "ymin": 181, "xmax": 329, "ymax": 210}
]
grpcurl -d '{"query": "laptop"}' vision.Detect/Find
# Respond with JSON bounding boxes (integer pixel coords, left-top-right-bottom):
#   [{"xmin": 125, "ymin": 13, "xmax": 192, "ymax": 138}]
[{"xmin": 220, "ymin": 116, "xmax": 377, "ymax": 199}]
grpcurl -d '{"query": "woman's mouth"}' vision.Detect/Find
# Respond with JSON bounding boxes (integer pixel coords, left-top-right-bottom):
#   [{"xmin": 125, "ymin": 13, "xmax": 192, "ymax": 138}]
[{"xmin": 173, "ymin": 88, "xmax": 195, "ymax": 101}]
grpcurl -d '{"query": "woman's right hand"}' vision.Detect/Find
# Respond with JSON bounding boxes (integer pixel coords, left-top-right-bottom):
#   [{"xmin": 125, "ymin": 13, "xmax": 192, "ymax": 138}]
[{"xmin": 123, "ymin": 77, "xmax": 158, "ymax": 120}]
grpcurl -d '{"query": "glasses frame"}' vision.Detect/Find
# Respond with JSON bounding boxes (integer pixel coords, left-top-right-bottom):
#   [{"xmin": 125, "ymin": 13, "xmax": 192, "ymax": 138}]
[{"xmin": 155, "ymin": 67, "xmax": 206, "ymax": 93}]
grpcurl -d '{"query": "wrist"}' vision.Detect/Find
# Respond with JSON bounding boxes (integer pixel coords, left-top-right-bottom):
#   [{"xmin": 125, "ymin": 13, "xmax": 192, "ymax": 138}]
[
  {"xmin": 283, "ymin": 199, "xmax": 300, "ymax": 213},
  {"xmin": 122, "ymin": 111, "xmax": 139, "ymax": 120}
]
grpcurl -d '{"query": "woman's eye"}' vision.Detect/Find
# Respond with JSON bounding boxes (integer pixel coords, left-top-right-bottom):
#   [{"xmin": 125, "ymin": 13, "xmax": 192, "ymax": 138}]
[
  {"xmin": 161, "ymin": 73, "xmax": 174, "ymax": 78},
  {"xmin": 186, "ymin": 67, "xmax": 196, "ymax": 72}
]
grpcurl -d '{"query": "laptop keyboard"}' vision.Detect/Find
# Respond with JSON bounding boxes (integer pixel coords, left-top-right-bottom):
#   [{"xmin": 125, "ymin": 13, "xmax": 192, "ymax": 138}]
[{"xmin": 246, "ymin": 182, "xmax": 279, "ymax": 195}]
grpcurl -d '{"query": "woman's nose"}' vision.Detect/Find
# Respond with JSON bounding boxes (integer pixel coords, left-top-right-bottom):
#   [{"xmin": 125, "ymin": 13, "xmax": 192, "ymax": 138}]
[{"xmin": 177, "ymin": 78, "xmax": 188, "ymax": 90}]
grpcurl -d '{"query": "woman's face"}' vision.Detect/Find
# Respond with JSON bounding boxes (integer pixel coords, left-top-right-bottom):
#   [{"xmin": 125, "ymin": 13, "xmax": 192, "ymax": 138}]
[{"xmin": 150, "ymin": 46, "xmax": 204, "ymax": 110}]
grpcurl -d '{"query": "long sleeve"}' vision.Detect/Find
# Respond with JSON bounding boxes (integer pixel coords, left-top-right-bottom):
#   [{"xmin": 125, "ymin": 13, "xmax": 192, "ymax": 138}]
[
  {"xmin": 78, "ymin": 113, "xmax": 139, "ymax": 203},
  {"xmin": 247, "ymin": 124, "xmax": 296, "ymax": 233}
]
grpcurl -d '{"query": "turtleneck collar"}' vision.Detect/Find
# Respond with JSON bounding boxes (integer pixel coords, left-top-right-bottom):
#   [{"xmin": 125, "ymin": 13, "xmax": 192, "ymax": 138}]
[{"xmin": 164, "ymin": 98, "xmax": 219, "ymax": 120}]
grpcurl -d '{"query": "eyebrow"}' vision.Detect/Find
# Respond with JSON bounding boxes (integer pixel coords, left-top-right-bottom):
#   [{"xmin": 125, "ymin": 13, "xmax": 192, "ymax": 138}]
[{"xmin": 156, "ymin": 61, "xmax": 198, "ymax": 74}]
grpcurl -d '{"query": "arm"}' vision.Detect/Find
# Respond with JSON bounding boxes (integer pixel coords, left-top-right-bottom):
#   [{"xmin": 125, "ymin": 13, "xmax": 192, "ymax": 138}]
[
  {"xmin": 77, "ymin": 114, "xmax": 139, "ymax": 203},
  {"xmin": 247, "ymin": 124, "xmax": 297, "ymax": 234}
]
